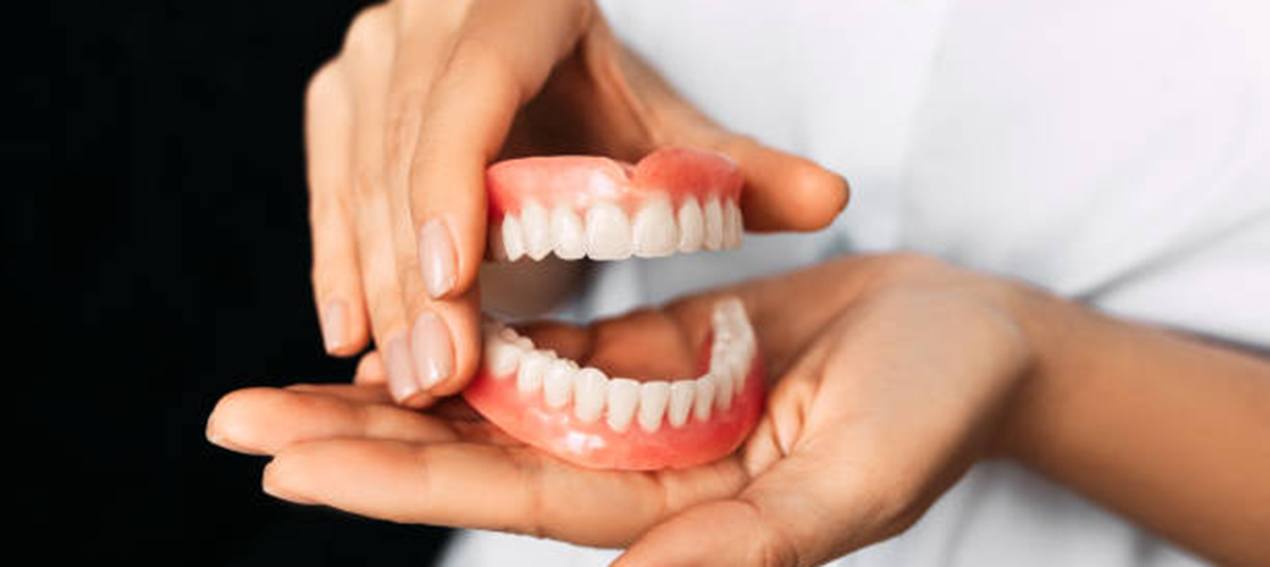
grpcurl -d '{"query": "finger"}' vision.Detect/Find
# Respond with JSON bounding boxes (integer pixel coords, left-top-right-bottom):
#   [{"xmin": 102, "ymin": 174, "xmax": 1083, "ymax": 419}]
[
  {"xmin": 353, "ymin": 349, "xmax": 386, "ymax": 385},
  {"xmin": 721, "ymin": 136, "xmax": 850, "ymax": 232},
  {"xmin": 262, "ymin": 438, "xmax": 746, "ymax": 547},
  {"xmin": 340, "ymin": 5, "xmax": 423, "ymax": 405},
  {"xmin": 206, "ymin": 386, "xmax": 455, "ymax": 456},
  {"xmin": 306, "ymin": 61, "xmax": 369, "ymax": 356},
  {"xmin": 398, "ymin": 0, "xmax": 593, "ymax": 398}
]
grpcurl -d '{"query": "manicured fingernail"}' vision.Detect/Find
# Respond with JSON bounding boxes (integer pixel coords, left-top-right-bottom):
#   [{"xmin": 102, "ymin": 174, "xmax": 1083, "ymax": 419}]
[
  {"xmin": 321, "ymin": 299, "xmax": 346, "ymax": 352},
  {"xmin": 385, "ymin": 333, "xmax": 419, "ymax": 402},
  {"xmin": 411, "ymin": 310, "xmax": 453, "ymax": 390},
  {"xmin": 418, "ymin": 218, "xmax": 457, "ymax": 299}
]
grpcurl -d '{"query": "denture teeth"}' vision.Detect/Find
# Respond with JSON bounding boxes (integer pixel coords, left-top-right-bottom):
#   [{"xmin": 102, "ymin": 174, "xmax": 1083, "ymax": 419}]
[
  {"xmin": 542, "ymin": 357, "xmax": 577, "ymax": 409},
  {"xmin": 703, "ymin": 197, "xmax": 724, "ymax": 251},
  {"xmin": 633, "ymin": 198, "xmax": 679, "ymax": 258},
  {"xmin": 606, "ymin": 378, "xmax": 640, "ymax": 432},
  {"xmin": 551, "ymin": 205, "xmax": 586, "ymax": 260},
  {"xmin": 712, "ymin": 369, "xmax": 734, "ymax": 410},
  {"xmin": 637, "ymin": 381, "xmax": 671, "ymax": 432},
  {"xmin": 501, "ymin": 214, "xmax": 526, "ymax": 261},
  {"xmin": 516, "ymin": 349, "xmax": 553, "ymax": 394},
  {"xmin": 585, "ymin": 202, "xmax": 633, "ymax": 260},
  {"xmin": 693, "ymin": 374, "xmax": 716, "ymax": 422},
  {"xmin": 667, "ymin": 380, "xmax": 695, "ymax": 428},
  {"xmin": 723, "ymin": 200, "xmax": 744, "ymax": 248},
  {"xmin": 521, "ymin": 201, "xmax": 552, "ymax": 261},
  {"xmin": 573, "ymin": 367, "xmax": 608, "ymax": 423},
  {"xmin": 677, "ymin": 197, "xmax": 705, "ymax": 253},
  {"xmin": 484, "ymin": 333, "xmax": 522, "ymax": 377}
]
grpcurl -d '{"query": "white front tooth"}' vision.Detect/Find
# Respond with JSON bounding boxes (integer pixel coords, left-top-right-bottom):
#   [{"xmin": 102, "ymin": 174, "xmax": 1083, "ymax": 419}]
[
  {"xmin": 722, "ymin": 200, "xmax": 744, "ymax": 248},
  {"xmin": 550, "ymin": 205, "xmax": 586, "ymax": 260},
  {"xmin": 521, "ymin": 201, "xmax": 552, "ymax": 260},
  {"xmin": 693, "ymin": 375, "xmax": 716, "ymax": 421},
  {"xmin": 573, "ymin": 367, "xmax": 608, "ymax": 422},
  {"xmin": 677, "ymin": 198, "xmax": 704, "ymax": 253},
  {"xmin": 585, "ymin": 202, "xmax": 633, "ymax": 260},
  {"xmin": 543, "ymin": 358, "xmax": 578, "ymax": 409},
  {"xmin": 632, "ymin": 197, "xmax": 678, "ymax": 258},
  {"xmin": 516, "ymin": 350, "xmax": 553, "ymax": 394},
  {"xmin": 484, "ymin": 337, "xmax": 522, "ymax": 377},
  {"xmin": 501, "ymin": 214, "xmax": 526, "ymax": 261},
  {"xmin": 606, "ymin": 378, "xmax": 640, "ymax": 432},
  {"xmin": 712, "ymin": 369, "xmax": 734, "ymax": 410},
  {"xmin": 667, "ymin": 380, "xmax": 695, "ymax": 428},
  {"xmin": 732, "ymin": 350, "xmax": 750, "ymax": 395},
  {"xmin": 637, "ymin": 381, "xmax": 671, "ymax": 432},
  {"xmin": 703, "ymin": 197, "xmax": 724, "ymax": 251}
]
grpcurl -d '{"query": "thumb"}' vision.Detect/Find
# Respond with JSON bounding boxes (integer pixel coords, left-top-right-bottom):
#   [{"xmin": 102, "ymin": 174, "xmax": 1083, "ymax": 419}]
[{"xmin": 614, "ymin": 450, "xmax": 900, "ymax": 567}]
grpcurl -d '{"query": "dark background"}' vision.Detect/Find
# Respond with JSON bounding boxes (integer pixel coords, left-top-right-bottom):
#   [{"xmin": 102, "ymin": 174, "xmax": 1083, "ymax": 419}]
[{"xmin": 43, "ymin": 1, "xmax": 450, "ymax": 563}]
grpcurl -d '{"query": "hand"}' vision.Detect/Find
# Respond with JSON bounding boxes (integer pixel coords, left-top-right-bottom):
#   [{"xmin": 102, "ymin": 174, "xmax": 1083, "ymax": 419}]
[
  {"xmin": 209, "ymin": 254, "xmax": 1038, "ymax": 565},
  {"xmin": 305, "ymin": 0, "xmax": 849, "ymax": 405}
]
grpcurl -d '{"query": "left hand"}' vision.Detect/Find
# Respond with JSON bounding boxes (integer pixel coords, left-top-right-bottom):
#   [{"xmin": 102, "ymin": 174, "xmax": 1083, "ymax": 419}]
[{"xmin": 207, "ymin": 254, "xmax": 1038, "ymax": 565}]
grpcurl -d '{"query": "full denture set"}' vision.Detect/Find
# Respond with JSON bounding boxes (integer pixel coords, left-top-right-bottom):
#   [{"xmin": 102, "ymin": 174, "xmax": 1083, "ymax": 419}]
[{"xmin": 463, "ymin": 147, "xmax": 765, "ymax": 470}]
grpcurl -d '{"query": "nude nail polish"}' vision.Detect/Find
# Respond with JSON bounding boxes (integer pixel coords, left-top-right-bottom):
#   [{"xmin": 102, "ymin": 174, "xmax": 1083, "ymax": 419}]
[
  {"xmin": 411, "ymin": 310, "xmax": 454, "ymax": 390},
  {"xmin": 385, "ymin": 333, "xmax": 419, "ymax": 402},
  {"xmin": 418, "ymin": 218, "xmax": 457, "ymax": 299},
  {"xmin": 321, "ymin": 299, "xmax": 346, "ymax": 353}
]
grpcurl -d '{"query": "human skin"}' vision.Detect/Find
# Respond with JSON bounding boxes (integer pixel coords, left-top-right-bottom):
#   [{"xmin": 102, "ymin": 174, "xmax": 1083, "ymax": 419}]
[
  {"xmin": 304, "ymin": 0, "xmax": 848, "ymax": 405},
  {"xmin": 208, "ymin": 254, "xmax": 1270, "ymax": 566}
]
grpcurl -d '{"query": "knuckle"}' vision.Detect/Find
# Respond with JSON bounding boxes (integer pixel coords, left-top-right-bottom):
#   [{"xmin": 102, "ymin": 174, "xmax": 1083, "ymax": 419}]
[
  {"xmin": 342, "ymin": 3, "xmax": 394, "ymax": 58},
  {"xmin": 384, "ymin": 89, "xmax": 425, "ymax": 169}
]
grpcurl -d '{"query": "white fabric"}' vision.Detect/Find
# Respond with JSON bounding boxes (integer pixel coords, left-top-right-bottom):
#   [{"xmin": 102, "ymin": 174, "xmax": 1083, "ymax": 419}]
[{"xmin": 443, "ymin": 0, "xmax": 1270, "ymax": 565}]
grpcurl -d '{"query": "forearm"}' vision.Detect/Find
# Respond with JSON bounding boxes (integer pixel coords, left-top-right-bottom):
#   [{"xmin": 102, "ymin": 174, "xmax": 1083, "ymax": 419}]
[{"xmin": 1002, "ymin": 288, "xmax": 1270, "ymax": 566}]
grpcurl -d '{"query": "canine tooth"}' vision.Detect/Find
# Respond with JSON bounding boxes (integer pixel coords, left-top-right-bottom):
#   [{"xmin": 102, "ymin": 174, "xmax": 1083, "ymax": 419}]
[
  {"xmin": 516, "ymin": 350, "xmax": 553, "ymax": 394},
  {"xmin": 667, "ymin": 380, "xmax": 695, "ymax": 428},
  {"xmin": 693, "ymin": 375, "xmax": 716, "ymax": 421},
  {"xmin": 703, "ymin": 197, "xmax": 724, "ymax": 250},
  {"xmin": 712, "ymin": 369, "xmax": 734, "ymax": 410},
  {"xmin": 573, "ymin": 367, "xmax": 608, "ymax": 422},
  {"xmin": 484, "ymin": 337, "xmax": 522, "ymax": 377},
  {"xmin": 677, "ymin": 198, "xmax": 705, "ymax": 253},
  {"xmin": 632, "ymin": 198, "xmax": 678, "ymax": 258},
  {"xmin": 521, "ymin": 201, "xmax": 552, "ymax": 260},
  {"xmin": 501, "ymin": 214, "xmax": 526, "ymax": 261},
  {"xmin": 606, "ymin": 378, "xmax": 640, "ymax": 432},
  {"xmin": 637, "ymin": 381, "xmax": 671, "ymax": 432},
  {"xmin": 551, "ymin": 205, "xmax": 586, "ymax": 260},
  {"xmin": 543, "ymin": 358, "xmax": 577, "ymax": 408},
  {"xmin": 722, "ymin": 200, "xmax": 743, "ymax": 248},
  {"xmin": 585, "ymin": 202, "xmax": 633, "ymax": 260}
]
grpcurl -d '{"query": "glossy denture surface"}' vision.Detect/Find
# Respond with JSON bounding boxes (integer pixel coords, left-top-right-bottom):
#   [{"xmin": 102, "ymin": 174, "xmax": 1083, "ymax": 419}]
[
  {"xmin": 486, "ymin": 147, "xmax": 745, "ymax": 261},
  {"xmin": 463, "ymin": 298, "xmax": 764, "ymax": 470}
]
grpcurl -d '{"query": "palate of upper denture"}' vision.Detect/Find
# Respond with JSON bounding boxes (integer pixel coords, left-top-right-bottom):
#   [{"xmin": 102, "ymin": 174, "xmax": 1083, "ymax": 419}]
[
  {"xmin": 485, "ymin": 147, "xmax": 745, "ymax": 262},
  {"xmin": 463, "ymin": 297, "xmax": 764, "ymax": 471}
]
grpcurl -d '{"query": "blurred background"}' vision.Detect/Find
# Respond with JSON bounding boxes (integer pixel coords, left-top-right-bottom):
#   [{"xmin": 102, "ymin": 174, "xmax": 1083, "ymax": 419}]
[{"xmin": 44, "ymin": 1, "xmax": 450, "ymax": 563}]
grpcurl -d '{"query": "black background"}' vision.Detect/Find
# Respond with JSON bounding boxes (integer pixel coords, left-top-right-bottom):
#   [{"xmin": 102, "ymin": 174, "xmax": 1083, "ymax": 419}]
[{"xmin": 44, "ymin": 1, "xmax": 450, "ymax": 563}]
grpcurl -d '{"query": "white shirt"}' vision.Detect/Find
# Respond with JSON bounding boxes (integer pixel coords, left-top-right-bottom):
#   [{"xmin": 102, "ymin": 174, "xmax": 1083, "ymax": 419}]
[{"xmin": 444, "ymin": 0, "xmax": 1270, "ymax": 564}]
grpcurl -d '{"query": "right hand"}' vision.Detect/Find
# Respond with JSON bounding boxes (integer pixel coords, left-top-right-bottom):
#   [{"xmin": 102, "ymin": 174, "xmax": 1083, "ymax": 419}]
[{"xmin": 307, "ymin": 0, "xmax": 851, "ymax": 406}]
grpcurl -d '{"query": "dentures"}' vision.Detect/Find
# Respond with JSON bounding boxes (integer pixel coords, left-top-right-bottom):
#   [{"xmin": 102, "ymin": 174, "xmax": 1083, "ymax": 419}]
[
  {"xmin": 463, "ymin": 297, "xmax": 764, "ymax": 470},
  {"xmin": 465, "ymin": 147, "xmax": 764, "ymax": 470},
  {"xmin": 486, "ymin": 147, "xmax": 745, "ymax": 261}
]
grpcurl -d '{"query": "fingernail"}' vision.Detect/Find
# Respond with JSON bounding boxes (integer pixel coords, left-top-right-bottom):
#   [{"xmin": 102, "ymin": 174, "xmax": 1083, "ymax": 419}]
[
  {"xmin": 418, "ymin": 218, "xmax": 457, "ymax": 299},
  {"xmin": 410, "ymin": 310, "xmax": 454, "ymax": 390},
  {"xmin": 385, "ymin": 333, "xmax": 419, "ymax": 402},
  {"xmin": 321, "ymin": 299, "xmax": 346, "ymax": 352}
]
